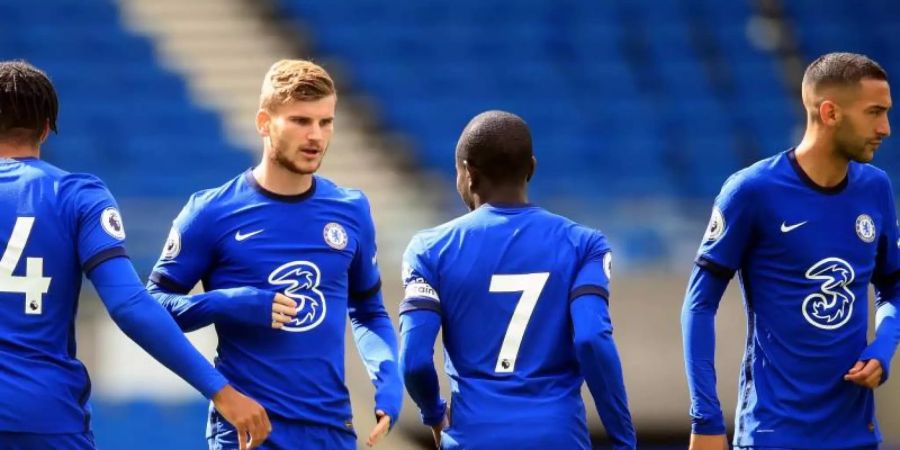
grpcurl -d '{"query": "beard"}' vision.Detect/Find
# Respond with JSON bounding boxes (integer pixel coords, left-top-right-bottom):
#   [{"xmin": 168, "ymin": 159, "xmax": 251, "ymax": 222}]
[
  {"xmin": 270, "ymin": 143, "xmax": 323, "ymax": 175},
  {"xmin": 833, "ymin": 121, "xmax": 875, "ymax": 163}
]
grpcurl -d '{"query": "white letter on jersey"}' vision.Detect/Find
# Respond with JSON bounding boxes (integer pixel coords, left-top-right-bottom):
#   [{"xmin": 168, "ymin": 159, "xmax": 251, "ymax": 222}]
[
  {"xmin": 0, "ymin": 217, "xmax": 52, "ymax": 314},
  {"xmin": 490, "ymin": 273, "xmax": 550, "ymax": 373}
]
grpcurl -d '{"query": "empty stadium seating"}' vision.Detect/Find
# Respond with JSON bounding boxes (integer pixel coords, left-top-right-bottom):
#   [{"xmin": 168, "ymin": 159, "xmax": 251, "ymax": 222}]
[
  {"xmin": 0, "ymin": 0, "xmax": 251, "ymax": 272},
  {"xmin": 784, "ymin": 0, "xmax": 900, "ymax": 171},
  {"xmin": 277, "ymin": 0, "xmax": 800, "ymax": 203},
  {"xmin": 0, "ymin": 0, "xmax": 251, "ymax": 201}
]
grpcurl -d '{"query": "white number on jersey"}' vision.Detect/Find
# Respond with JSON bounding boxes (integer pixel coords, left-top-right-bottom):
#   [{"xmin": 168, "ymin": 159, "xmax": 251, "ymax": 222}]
[
  {"xmin": 0, "ymin": 217, "xmax": 51, "ymax": 314},
  {"xmin": 490, "ymin": 272, "xmax": 550, "ymax": 373}
]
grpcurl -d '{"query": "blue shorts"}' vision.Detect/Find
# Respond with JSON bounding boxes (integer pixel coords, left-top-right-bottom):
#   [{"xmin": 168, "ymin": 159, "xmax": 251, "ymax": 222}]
[
  {"xmin": 0, "ymin": 431, "xmax": 95, "ymax": 450},
  {"xmin": 207, "ymin": 409, "xmax": 355, "ymax": 450}
]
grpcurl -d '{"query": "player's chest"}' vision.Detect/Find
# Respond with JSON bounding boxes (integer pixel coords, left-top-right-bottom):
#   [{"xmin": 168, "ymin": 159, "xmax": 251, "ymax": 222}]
[
  {"xmin": 756, "ymin": 192, "xmax": 883, "ymax": 270},
  {"xmin": 214, "ymin": 208, "xmax": 359, "ymax": 283}
]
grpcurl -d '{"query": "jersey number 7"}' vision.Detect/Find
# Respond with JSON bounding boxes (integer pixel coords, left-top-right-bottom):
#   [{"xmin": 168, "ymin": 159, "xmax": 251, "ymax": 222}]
[
  {"xmin": 0, "ymin": 217, "xmax": 51, "ymax": 314},
  {"xmin": 490, "ymin": 272, "xmax": 549, "ymax": 374}
]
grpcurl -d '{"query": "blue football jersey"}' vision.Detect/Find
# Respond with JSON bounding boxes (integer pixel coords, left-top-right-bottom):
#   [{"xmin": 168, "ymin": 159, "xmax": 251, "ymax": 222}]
[
  {"xmin": 0, "ymin": 157, "xmax": 127, "ymax": 433},
  {"xmin": 401, "ymin": 204, "xmax": 613, "ymax": 445},
  {"xmin": 697, "ymin": 149, "xmax": 900, "ymax": 448},
  {"xmin": 150, "ymin": 171, "xmax": 382, "ymax": 432}
]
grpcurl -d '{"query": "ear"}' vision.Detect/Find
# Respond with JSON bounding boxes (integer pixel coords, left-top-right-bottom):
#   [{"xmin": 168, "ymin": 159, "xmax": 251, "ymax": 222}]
[
  {"xmin": 464, "ymin": 160, "xmax": 479, "ymax": 192},
  {"xmin": 256, "ymin": 109, "xmax": 271, "ymax": 137},
  {"xmin": 526, "ymin": 156, "xmax": 536, "ymax": 182},
  {"xmin": 819, "ymin": 100, "xmax": 841, "ymax": 126}
]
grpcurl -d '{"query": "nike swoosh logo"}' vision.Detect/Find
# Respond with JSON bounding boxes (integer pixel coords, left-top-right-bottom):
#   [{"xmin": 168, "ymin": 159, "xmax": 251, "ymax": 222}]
[
  {"xmin": 235, "ymin": 229, "xmax": 263, "ymax": 241},
  {"xmin": 780, "ymin": 221, "xmax": 808, "ymax": 233}
]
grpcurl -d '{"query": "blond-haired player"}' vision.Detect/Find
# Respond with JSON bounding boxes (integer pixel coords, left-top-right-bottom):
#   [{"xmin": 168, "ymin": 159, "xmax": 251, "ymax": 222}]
[{"xmin": 147, "ymin": 60, "xmax": 402, "ymax": 450}]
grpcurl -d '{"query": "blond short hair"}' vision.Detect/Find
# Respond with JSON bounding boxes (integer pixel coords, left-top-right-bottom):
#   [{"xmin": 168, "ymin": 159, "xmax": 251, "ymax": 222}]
[{"xmin": 259, "ymin": 59, "xmax": 336, "ymax": 110}]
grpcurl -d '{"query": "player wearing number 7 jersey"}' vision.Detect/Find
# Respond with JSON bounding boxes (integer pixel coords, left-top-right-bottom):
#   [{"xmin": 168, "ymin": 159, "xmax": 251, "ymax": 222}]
[
  {"xmin": 0, "ymin": 61, "xmax": 270, "ymax": 450},
  {"xmin": 399, "ymin": 111, "xmax": 636, "ymax": 450}
]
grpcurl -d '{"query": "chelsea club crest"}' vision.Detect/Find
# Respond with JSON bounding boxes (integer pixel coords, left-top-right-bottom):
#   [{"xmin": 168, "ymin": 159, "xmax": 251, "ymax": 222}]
[
  {"xmin": 323, "ymin": 222, "xmax": 348, "ymax": 250},
  {"xmin": 855, "ymin": 214, "xmax": 875, "ymax": 243}
]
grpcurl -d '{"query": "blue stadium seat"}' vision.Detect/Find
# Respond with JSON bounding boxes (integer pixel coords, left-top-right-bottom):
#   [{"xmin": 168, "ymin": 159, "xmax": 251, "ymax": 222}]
[
  {"xmin": 1, "ymin": 0, "xmax": 251, "ymax": 201},
  {"xmin": 274, "ymin": 0, "xmax": 873, "ymax": 224}
]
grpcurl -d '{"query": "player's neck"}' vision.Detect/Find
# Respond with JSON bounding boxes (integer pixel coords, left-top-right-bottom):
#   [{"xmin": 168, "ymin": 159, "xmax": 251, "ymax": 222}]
[
  {"xmin": 794, "ymin": 134, "xmax": 849, "ymax": 188},
  {"xmin": 0, "ymin": 143, "xmax": 40, "ymax": 159},
  {"xmin": 474, "ymin": 185, "xmax": 529, "ymax": 208},
  {"xmin": 252, "ymin": 161, "xmax": 313, "ymax": 196}
]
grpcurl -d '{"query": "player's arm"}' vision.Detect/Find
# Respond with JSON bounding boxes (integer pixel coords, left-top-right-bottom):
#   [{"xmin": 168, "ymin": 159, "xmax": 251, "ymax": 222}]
[
  {"xmin": 89, "ymin": 258, "xmax": 271, "ymax": 449},
  {"xmin": 683, "ymin": 174, "xmax": 755, "ymax": 447},
  {"xmin": 853, "ymin": 290, "xmax": 899, "ymax": 387},
  {"xmin": 399, "ymin": 309, "xmax": 446, "ymax": 447},
  {"xmin": 569, "ymin": 232, "xmax": 636, "ymax": 450},
  {"xmin": 63, "ymin": 176, "xmax": 270, "ymax": 449},
  {"xmin": 348, "ymin": 284, "xmax": 402, "ymax": 444},
  {"xmin": 147, "ymin": 197, "xmax": 296, "ymax": 332},
  {"xmin": 147, "ymin": 282, "xmax": 295, "ymax": 332},
  {"xmin": 398, "ymin": 234, "xmax": 447, "ymax": 443},
  {"xmin": 853, "ymin": 177, "xmax": 900, "ymax": 387},
  {"xmin": 681, "ymin": 264, "xmax": 730, "ymax": 435},
  {"xmin": 347, "ymin": 195, "xmax": 402, "ymax": 447},
  {"xmin": 570, "ymin": 294, "xmax": 635, "ymax": 449}
]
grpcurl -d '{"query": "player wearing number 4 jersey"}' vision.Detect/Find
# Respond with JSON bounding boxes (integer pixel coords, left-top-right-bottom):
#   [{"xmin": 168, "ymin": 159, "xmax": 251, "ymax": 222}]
[
  {"xmin": 0, "ymin": 62, "xmax": 269, "ymax": 450},
  {"xmin": 683, "ymin": 53, "xmax": 900, "ymax": 450},
  {"xmin": 399, "ymin": 111, "xmax": 636, "ymax": 450}
]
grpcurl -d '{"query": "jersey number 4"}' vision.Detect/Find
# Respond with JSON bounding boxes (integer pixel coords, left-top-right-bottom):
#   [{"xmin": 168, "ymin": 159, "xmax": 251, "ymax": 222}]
[
  {"xmin": 0, "ymin": 217, "xmax": 51, "ymax": 314},
  {"xmin": 490, "ymin": 272, "xmax": 549, "ymax": 373}
]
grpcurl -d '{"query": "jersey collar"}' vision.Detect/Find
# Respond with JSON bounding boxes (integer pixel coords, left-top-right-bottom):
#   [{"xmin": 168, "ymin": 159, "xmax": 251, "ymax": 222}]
[
  {"xmin": 1, "ymin": 156, "xmax": 38, "ymax": 162},
  {"xmin": 485, "ymin": 202, "xmax": 534, "ymax": 208},
  {"xmin": 786, "ymin": 148, "xmax": 849, "ymax": 195},
  {"xmin": 244, "ymin": 170, "xmax": 316, "ymax": 203}
]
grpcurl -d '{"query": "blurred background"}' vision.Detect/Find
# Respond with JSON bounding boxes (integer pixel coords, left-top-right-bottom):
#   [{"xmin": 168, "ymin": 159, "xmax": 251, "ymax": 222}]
[{"xmin": 2, "ymin": 0, "xmax": 898, "ymax": 448}]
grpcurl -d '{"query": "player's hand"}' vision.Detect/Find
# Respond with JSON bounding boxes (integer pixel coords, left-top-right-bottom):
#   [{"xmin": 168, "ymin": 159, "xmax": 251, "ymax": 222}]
[
  {"xmin": 430, "ymin": 408, "xmax": 450, "ymax": 449},
  {"xmin": 689, "ymin": 433, "xmax": 728, "ymax": 450},
  {"xmin": 271, "ymin": 293, "xmax": 297, "ymax": 329},
  {"xmin": 844, "ymin": 359, "xmax": 883, "ymax": 389},
  {"xmin": 365, "ymin": 409, "xmax": 391, "ymax": 447},
  {"xmin": 212, "ymin": 384, "xmax": 271, "ymax": 449}
]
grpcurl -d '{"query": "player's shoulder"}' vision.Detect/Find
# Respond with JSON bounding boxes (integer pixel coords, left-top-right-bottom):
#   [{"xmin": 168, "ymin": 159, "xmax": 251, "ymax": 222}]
[
  {"xmin": 404, "ymin": 209, "xmax": 482, "ymax": 259},
  {"xmin": 535, "ymin": 208, "xmax": 610, "ymax": 251},
  {"xmin": 407, "ymin": 214, "xmax": 466, "ymax": 251},
  {"xmin": 409, "ymin": 206, "xmax": 606, "ymax": 253},
  {"xmin": 56, "ymin": 170, "xmax": 114, "ymax": 202},
  {"xmin": 314, "ymin": 175, "xmax": 371, "ymax": 208},
  {"xmin": 727, "ymin": 153, "xmax": 780, "ymax": 187},
  {"xmin": 8, "ymin": 158, "xmax": 85, "ymax": 190},
  {"xmin": 2, "ymin": 158, "xmax": 84, "ymax": 187},
  {"xmin": 58, "ymin": 172, "xmax": 105, "ymax": 189},
  {"xmin": 181, "ymin": 172, "xmax": 247, "ymax": 216},
  {"xmin": 718, "ymin": 150, "xmax": 787, "ymax": 198},
  {"xmin": 853, "ymin": 161, "xmax": 893, "ymax": 189}
]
